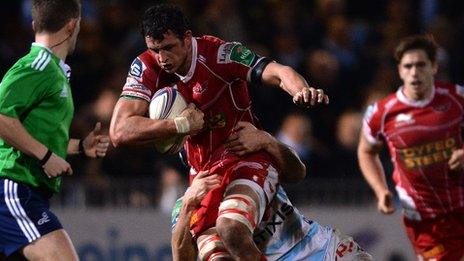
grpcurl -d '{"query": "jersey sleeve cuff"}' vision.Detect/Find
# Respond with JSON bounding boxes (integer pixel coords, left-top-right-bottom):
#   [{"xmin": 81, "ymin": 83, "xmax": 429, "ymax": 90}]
[{"xmin": 362, "ymin": 123, "xmax": 380, "ymax": 145}]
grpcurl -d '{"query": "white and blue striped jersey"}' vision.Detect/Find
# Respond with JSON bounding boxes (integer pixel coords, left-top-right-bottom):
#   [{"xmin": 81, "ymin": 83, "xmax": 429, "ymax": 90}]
[
  {"xmin": 171, "ymin": 186, "xmax": 372, "ymax": 260},
  {"xmin": 254, "ymin": 186, "xmax": 372, "ymax": 261}
]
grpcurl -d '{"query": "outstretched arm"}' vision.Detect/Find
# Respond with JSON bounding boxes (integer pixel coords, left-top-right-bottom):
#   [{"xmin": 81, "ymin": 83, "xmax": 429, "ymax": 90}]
[
  {"xmin": 260, "ymin": 62, "xmax": 329, "ymax": 107},
  {"xmin": 225, "ymin": 122, "xmax": 306, "ymax": 183},
  {"xmin": 171, "ymin": 171, "xmax": 221, "ymax": 261},
  {"xmin": 357, "ymin": 133, "xmax": 395, "ymax": 214}
]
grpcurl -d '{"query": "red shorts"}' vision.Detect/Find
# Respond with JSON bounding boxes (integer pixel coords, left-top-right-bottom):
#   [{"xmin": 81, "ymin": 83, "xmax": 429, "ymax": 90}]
[
  {"xmin": 403, "ymin": 209, "xmax": 464, "ymax": 260},
  {"xmin": 189, "ymin": 154, "xmax": 278, "ymax": 238}
]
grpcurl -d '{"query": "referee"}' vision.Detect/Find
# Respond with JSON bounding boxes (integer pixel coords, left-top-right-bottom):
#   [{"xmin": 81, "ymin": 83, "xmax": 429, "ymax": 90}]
[{"xmin": 0, "ymin": 0, "xmax": 109, "ymax": 259}]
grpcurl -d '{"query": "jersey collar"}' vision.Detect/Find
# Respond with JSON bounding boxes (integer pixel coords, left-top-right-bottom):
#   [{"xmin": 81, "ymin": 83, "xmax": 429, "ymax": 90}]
[
  {"xmin": 31, "ymin": 42, "xmax": 71, "ymax": 80},
  {"xmin": 396, "ymin": 85, "xmax": 435, "ymax": 107},
  {"xmin": 176, "ymin": 37, "xmax": 197, "ymax": 83}
]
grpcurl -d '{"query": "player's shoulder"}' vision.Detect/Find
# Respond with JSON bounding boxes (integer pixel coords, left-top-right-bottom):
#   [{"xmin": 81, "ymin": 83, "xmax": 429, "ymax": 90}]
[
  {"xmin": 197, "ymin": 35, "xmax": 258, "ymax": 69},
  {"xmin": 2, "ymin": 55, "xmax": 54, "ymax": 85},
  {"xmin": 368, "ymin": 91, "xmax": 397, "ymax": 111},
  {"xmin": 435, "ymin": 81, "xmax": 464, "ymax": 98},
  {"xmin": 363, "ymin": 92, "xmax": 397, "ymax": 122},
  {"xmin": 196, "ymin": 35, "xmax": 226, "ymax": 61},
  {"xmin": 28, "ymin": 48, "xmax": 54, "ymax": 72},
  {"xmin": 197, "ymin": 35, "xmax": 226, "ymax": 47},
  {"xmin": 128, "ymin": 50, "xmax": 162, "ymax": 80},
  {"xmin": 130, "ymin": 50, "xmax": 158, "ymax": 74}
]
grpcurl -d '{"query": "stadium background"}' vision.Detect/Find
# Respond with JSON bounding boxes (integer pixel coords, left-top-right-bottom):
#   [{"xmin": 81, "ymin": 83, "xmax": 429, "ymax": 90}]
[{"xmin": 1, "ymin": 0, "xmax": 463, "ymax": 260}]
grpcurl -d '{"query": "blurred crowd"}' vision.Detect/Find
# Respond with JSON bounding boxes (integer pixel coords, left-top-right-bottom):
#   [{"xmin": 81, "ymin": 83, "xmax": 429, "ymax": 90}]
[{"xmin": 1, "ymin": 0, "xmax": 463, "ymax": 209}]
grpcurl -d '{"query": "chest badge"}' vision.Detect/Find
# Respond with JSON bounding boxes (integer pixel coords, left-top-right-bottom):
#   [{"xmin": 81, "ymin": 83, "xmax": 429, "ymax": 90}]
[{"xmin": 193, "ymin": 81, "xmax": 208, "ymax": 94}]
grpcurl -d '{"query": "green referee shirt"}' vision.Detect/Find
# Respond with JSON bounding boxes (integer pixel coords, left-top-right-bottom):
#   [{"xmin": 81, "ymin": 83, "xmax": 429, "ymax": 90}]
[{"xmin": 0, "ymin": 43, "xmax": 74, "ymax": 194}]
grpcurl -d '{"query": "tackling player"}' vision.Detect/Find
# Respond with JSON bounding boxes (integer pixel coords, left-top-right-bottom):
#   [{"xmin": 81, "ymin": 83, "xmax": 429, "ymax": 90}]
[
  {"xmin": 171, "ymin": 122, "xmax": 372, "ymax": 260},
  {"xmin": 358, "ymin": 35, "xmax": 464, "ymax": 260},
  {"xmin": 109, "ymin": 4, "xmax": 328, "ymax": 260},
  {"xmin": 0, "ymin": 0, "xmax": 110, "ymax": 259}
]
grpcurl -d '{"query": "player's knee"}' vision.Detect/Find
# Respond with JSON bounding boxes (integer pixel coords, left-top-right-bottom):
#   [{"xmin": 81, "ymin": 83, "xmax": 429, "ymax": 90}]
[
  {"xmin": 217, "ymin": 194, "xmax": 258, "ymax": 234},
  {"xmin": 22, "ymin": 230, "xmax": 78, "ymax": 261},
  {"xmin": 24, "ymin": 245, "xmax": 61, "ymax": 261},
  {"xmin": 197, "ymin": 229, "xmax": 232, "ymax": 261}
]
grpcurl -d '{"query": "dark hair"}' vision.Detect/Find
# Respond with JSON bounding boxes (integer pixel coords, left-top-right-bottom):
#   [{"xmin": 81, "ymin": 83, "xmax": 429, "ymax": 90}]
[
  {"xmin": 141, "ymin": 4, "xmax": 189, "ymax": 40},
  {"xmin": 32, "ymin": 0, "xmax": 81, "ymax": 33},
  {"xmin": 394, "ymin": 34, "xmax": 438, "ymax": 64}
]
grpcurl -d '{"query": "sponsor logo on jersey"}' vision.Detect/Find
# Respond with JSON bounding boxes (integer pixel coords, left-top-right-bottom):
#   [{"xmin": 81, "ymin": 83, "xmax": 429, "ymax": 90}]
[
  {"xmin": 217, "ymin": 43, "xmax": 236, "ymax": 64},
  {"xmin": 253, "ymin": 201, "xmax": 294, "ymax": 245},
  {"xmin": 420, "ymin": 244, "xmax": 444, "ymax": 259},
  {"xmin": 37, "ymin": 212, "xmax": 50, "ymax": 225},
  {"xmin": 206, "ymin": 112, "xmax": 226, "ymax": 129},
  {"xmin": 230, "ymin": 45, "xmax": 256, "ymax": 67},
  {"xmin": 336, "ymin": 241, "xmax": 355, "ymax": 258},
  {"xmin": 129, "ymin": 58, "xmax": 144, "ymax": 79},
  {"xmin": 398, "ymin": 138, "xmax": 456, "ymax": 169}
]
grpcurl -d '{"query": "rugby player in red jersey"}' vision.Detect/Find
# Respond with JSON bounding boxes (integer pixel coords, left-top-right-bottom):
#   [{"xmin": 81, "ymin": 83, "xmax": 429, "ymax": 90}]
[
  {"xmin": 109, "ymin": 4, "xmax": 328, "ymax": 260},
  {"xmin": 358, "ymin": 35, "xmax": 464, "ymax": 260}
]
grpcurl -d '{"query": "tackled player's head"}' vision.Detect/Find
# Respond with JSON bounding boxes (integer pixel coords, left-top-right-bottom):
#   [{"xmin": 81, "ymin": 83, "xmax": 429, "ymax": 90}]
[
  {"xmin": 32, "ymin": 0, "xmax": 81, "ymax": 34},
  {"xmin": 142, "ymin": 4, "xmax": 193, "ymax": 75},
  {"xmin": 141, "ymin": 4, "xmax": 189, "ymax": 41}
]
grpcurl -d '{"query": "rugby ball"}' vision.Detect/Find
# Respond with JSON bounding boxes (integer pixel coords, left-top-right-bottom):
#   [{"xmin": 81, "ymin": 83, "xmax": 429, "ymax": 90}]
[{"xmin": 149, "ymin": 86, "xmax": 188, "ymax": 154}]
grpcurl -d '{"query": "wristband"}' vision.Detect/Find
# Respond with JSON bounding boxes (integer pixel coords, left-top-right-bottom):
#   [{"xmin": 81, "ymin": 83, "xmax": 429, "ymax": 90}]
[
  {"xmin": 38, "ymin": 149, "xmax": 52, "ymax": 166},
  {"xmin": 78, "ymin": 139, "xmax": 85, "ymax": 154},
  {"xmin": 174, "ymin": 116, "xmax": 190, "ymax": 134}
]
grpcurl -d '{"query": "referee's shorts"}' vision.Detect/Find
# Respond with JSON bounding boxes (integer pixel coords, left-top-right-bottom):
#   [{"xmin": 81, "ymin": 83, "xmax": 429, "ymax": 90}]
[{"xmin": 0, "ymin": 178, "xmax": 63, "ymax": 256}]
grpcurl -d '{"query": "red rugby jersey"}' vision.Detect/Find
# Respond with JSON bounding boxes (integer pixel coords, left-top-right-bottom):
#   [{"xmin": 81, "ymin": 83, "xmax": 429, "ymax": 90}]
[
  {"xmin": 363, "ymin": 82, "xmax": 464, "ymax": 220},
  {"xmin": 121, "ymin": 35, "xmax": 274, "ymax": 175}
]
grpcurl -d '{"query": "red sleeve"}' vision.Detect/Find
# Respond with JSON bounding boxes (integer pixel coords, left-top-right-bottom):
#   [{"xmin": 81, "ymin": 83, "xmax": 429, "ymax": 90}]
[
  {"xmin": 121, "ymin": 51, "xmax": 178, "ymax": 102},
  {"xmin": 201, "ymin": 36, "xmax": 264, "ymax": 83}
]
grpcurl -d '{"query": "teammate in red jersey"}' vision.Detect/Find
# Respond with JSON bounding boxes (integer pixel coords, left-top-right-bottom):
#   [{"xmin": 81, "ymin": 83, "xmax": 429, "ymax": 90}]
[
  {"xmin": 109, "ymin": 4, "xmax": 328, "ymax": 260},
  {"xmin": 358, "ymin": 34, "xmax": 464, "ymax": 260}
]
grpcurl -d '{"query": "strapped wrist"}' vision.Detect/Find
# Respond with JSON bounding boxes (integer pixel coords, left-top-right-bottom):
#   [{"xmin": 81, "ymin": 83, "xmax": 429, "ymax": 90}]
[
  {"xmin": 38, "ymin": 149, "xmax": 52, "ymax": 166},
  {"xmin": 174, "ymin": 116, "xmax": 190, "ymax": 134}
]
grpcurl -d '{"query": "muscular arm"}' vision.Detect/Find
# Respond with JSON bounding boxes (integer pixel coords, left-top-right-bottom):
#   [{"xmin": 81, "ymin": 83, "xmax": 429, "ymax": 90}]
[
  {"xmin": 172, "ymin": 198, "xmax": 197, "ymax": 261},
  {"xmin": 171, "ymin": 172, "xmax": 221, "ymax": 261},
  {"xmin": 261, "ymin": 62, "xmax": 309, "ymax": 96},
  {"xmin": 259, "ymin": 131, "xmax": 306, "ymax": 183},
  {"xmin": 357, "ymin": 134, "xmax": 387, "ymax": 196},
  {"xmin": 358, "ymin": 133, "xmax": 395, "ymax": 214},
  {"xmin": 109, "ymin": 98, "xmax": 177, "ymax": 147},
  {"xmin": 259, "ymin": 62, "xmax": 329, "ymax": 106},
  {"xmin": 225, "ymin": 122, "xmax": 306, "ymax": 183},
  {"xmin": 0, "ymin": 114, "xmax": 47, "ymax": 160}
]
